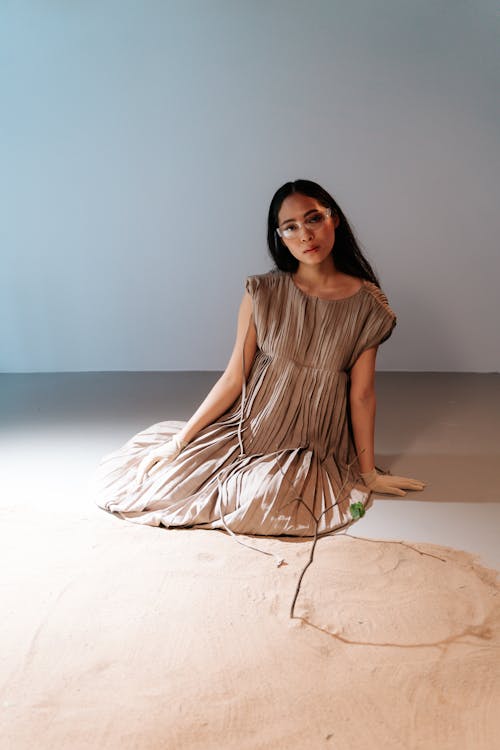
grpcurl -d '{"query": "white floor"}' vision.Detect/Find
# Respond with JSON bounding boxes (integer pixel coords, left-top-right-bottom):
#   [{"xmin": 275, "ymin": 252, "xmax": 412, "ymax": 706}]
[{"xmin": 1, "ymin": 370, "xmax": 499, "ymax": 569}]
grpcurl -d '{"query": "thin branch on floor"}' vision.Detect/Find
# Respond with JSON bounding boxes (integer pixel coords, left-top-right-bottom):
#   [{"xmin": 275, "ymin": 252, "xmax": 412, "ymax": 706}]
[{"xmin": 274, "ymin": 451, "xmax": 447, "ymax": 620}]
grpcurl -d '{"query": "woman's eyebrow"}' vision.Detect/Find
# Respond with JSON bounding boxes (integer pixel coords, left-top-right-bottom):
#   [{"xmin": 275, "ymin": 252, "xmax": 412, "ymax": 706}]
[{"xmin": 280, "ymin": 208, "xmax": 320, "ymax": 225}]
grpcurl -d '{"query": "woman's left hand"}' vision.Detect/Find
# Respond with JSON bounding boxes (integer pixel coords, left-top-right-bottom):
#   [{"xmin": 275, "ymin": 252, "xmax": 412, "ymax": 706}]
[{"xmin": 360, "ymin": 468, "xmax": 426, "ymax": 496}]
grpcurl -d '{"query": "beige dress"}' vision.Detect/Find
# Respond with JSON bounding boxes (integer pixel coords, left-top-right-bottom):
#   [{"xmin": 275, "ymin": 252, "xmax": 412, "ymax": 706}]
[{"xmin": 92, "ymin": 269, "xmax": 397, "ymax": 537}]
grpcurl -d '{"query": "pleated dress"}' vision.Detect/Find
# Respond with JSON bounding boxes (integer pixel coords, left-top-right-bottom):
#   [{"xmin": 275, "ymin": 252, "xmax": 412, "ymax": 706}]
[{"xmin": 92, "ymin": 269, "xmax": 397, "ymax": 537}]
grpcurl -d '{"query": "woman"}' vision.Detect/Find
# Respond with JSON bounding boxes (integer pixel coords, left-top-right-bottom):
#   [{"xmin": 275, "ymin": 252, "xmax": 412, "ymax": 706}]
[{"xmin": 94, "ymin": 179, "xmax": 425, "ymax": 536}]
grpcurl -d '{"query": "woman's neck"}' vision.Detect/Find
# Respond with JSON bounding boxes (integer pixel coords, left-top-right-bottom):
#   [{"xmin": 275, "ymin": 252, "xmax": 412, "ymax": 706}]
[{"xmin": 293, "ymin": 258, "xmax": 341, "ymax": 289}]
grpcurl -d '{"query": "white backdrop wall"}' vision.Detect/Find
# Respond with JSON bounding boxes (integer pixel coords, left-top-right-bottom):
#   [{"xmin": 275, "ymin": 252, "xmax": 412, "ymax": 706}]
[{"xmin": 1, "ymin": 1, "xmax": 498, "ymax": 374}]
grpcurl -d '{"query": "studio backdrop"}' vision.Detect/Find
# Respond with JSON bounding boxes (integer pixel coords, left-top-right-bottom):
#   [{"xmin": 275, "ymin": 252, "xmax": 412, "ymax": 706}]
[{"xmin": 1, "ymin": 0, "xmax": 498, "ymax": 374}]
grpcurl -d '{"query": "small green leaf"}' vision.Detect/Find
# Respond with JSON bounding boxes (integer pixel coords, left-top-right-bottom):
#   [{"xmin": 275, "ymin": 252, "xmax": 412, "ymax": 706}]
[{"xmin": 350, "ymin": 501, "xmax": 365, "ymax": 519}]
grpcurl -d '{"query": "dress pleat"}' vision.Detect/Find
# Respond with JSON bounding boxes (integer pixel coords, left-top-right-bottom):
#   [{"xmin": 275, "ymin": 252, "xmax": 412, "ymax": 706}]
[{"xmin": 92, "ymin": 269, "xmax": 397, "ymax": 537}]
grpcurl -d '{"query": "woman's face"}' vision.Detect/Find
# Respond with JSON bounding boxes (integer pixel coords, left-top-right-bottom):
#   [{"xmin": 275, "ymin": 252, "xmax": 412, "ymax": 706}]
[{"xmin": 277, "ymin": 193, "xmax": 339, "ymax": 267}]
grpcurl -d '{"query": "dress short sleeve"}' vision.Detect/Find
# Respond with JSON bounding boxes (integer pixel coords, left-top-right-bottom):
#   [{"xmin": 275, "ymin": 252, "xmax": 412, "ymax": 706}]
[
  {"xmin": 353, "ymin": 282, "xmax": 397, "ymax": 360},
  {"xmin": 245, "ymin": 275, "xmax": 260, "ymax": 298}
]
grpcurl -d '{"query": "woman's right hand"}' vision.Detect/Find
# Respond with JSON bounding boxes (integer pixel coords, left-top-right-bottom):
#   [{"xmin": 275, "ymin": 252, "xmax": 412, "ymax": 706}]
[{"xmin": 135, "ymin": 435, "xmax": 188, "ymax": 486}]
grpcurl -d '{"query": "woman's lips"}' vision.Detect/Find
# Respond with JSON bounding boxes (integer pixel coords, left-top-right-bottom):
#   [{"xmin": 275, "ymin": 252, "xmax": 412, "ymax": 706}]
[{"xmin": 304, "ymin": 246, "xmax": 319, "ymax": 253}]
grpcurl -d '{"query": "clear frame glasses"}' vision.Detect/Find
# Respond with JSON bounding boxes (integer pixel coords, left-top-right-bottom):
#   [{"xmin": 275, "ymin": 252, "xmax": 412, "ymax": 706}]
[{"xmin": 276, "ymin": 207, "xmax": 332, "ymax": 239}]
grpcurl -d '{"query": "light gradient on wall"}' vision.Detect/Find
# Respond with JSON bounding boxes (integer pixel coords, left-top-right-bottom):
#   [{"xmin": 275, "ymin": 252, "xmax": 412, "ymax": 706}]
[{"xmin": 1, "ymin": 1, "xmax": 498, "ymax": 373}]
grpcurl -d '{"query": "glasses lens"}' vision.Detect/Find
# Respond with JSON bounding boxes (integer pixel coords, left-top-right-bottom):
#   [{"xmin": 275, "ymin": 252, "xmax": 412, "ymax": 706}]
[
  {"xmin": 279, "ymin": 210, "xmax": 329, "ymax": 238},
  {"xmin": 305, "ymin": 211, "xmax": 326, "ymax": 228}
]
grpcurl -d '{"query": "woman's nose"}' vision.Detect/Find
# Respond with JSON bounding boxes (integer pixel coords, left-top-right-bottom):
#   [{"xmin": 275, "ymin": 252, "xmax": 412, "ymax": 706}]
[{"xmin": 299, "ymin": 225, "xmax": 314, "ymax": 240}]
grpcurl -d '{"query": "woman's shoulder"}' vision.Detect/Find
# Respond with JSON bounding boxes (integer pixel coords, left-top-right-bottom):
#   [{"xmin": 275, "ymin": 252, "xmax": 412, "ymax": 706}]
[
  {"xmin": 245, "ymin": 268, "xmax": 286, "ymax": 296},
  {"xmin": 360, "ymin": 279, "xmax": 397, "ymax": 319}
]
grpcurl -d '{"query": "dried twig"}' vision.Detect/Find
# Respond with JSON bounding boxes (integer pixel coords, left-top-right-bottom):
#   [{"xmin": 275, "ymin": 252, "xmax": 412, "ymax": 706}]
[
  {"xmin": 276, "ymin": 454, "xmax": 360, "ymax": 618},
  {"xmin": 273, "ymin": 449, "xmax": 447, "ymax": 619}
]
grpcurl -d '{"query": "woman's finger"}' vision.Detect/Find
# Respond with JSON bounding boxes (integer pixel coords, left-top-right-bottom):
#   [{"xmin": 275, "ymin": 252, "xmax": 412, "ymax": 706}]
[
  {"xmin": 374, "ymin": 483, "xmax": 406, "ymax": 496},
  {"xmin": 388, "ymin": 487, "xmax": 407, "ymax": 497},
  {"xmin": 400, "ymin": 480, "xmax": 426, "ymax": 490},
  {"xmin": 390, "ymin": 476, "xmax": 426, "ymax": 489},
  {"xmin": 136, "ymin": 456, "xmax": 157, "ymax": 486}
]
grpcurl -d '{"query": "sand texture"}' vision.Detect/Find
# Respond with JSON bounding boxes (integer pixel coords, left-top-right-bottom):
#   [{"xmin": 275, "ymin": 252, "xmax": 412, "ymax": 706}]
[{"xmin": 1, "ymin": 507, "xmax": 499, "ymax": 750}]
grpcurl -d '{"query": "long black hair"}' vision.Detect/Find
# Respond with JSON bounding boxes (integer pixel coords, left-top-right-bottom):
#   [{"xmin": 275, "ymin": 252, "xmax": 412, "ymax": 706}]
[{"xmin": 267, "ymin": 179, "xmax": 381, "ymax": 287}]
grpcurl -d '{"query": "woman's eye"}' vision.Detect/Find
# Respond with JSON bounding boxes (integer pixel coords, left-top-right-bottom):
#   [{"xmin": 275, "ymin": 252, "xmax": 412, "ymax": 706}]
[
  {"xmin": 308, "ymin": 213, "xmax": 323, "ymax": 224},
  {"xmin": 284, "ymin": 224, "xmax": 298, "ymax": 233}
]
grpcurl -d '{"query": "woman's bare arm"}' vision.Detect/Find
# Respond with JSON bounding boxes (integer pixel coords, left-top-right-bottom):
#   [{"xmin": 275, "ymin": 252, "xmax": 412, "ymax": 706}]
[
  {"xmin": 177, "ymin": 291, "xmax": 257, "ymax": 445},
  {"xmin": 348, "ymin": 346, "xmax": 378, "ymax": 473}
]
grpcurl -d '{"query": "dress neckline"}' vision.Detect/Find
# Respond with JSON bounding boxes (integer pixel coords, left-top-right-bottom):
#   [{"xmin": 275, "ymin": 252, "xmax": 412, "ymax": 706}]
[{"xmin": 287, "ymin": 271, "xmax": 365, "ymax": 302}]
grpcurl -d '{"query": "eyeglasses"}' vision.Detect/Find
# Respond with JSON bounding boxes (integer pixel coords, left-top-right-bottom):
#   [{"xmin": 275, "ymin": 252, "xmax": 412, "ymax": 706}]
[{"xmin": 276, "ymin": 208, "xmax": 332, "ymax": 239}]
